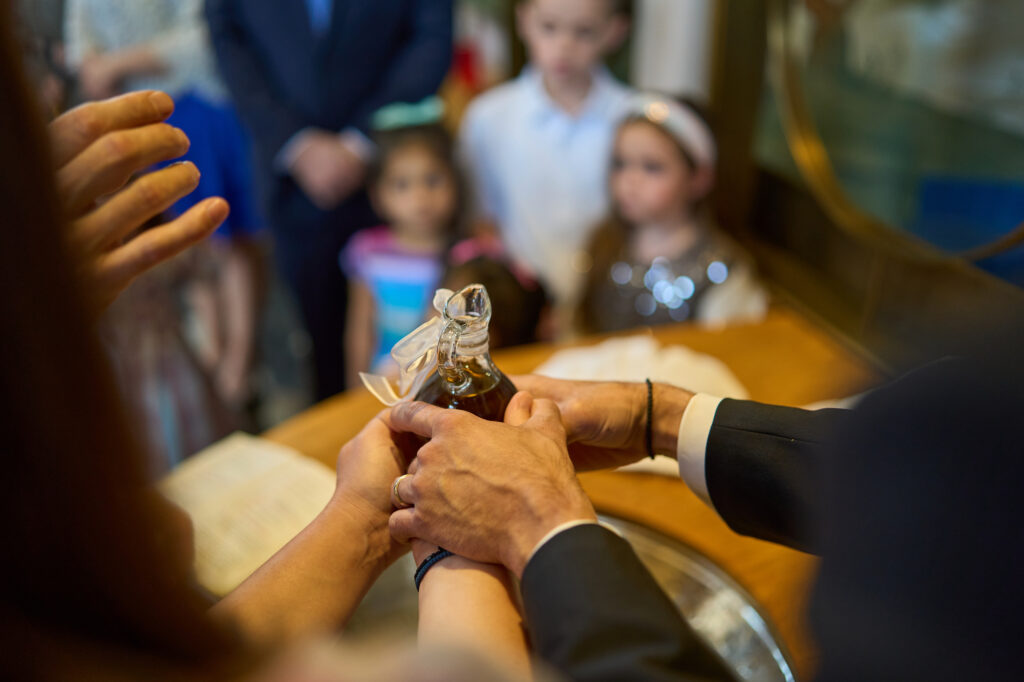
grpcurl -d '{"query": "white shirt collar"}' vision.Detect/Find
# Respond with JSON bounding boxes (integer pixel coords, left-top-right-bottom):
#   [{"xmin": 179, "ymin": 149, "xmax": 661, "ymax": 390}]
[{"xmin": 520, "ymin": 65, "xmax": 625, "ymax": 124}]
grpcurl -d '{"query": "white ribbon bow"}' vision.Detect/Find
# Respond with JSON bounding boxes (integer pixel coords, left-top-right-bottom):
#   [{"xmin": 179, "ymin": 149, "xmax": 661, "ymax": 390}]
[{"xmin": 359, "ymin": 289, "xmax": 454, "ymax": 406}]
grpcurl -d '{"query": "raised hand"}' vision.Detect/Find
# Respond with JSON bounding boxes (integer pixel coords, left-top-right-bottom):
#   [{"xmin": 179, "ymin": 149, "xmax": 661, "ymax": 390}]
[{"xmin": 50, "ymin": 91, "xmax": 229, "ymax": 313}]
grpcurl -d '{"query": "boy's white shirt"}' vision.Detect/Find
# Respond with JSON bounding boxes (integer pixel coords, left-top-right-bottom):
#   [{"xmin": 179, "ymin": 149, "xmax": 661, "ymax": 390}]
[{"xmin": 459, "ymin": 66, "xmax": 634, "ymax": 306}]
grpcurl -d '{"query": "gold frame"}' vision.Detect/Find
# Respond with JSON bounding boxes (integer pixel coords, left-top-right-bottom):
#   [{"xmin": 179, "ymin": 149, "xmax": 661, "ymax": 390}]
[{"xmin": 765, "ymin": 0, "xmax": 1024, "ymax": 263}]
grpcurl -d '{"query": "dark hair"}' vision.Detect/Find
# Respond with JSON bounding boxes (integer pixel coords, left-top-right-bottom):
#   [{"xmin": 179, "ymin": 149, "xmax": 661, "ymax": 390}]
[
  {"xmin": 578, "ymin": 217, "xmax": 628, "ymax": 334},
  {"xmin": 518, "ymin": 0, "xmax": 633, "ymax": 18},
  {"xmin": 0, "ymin": 4, "xmax": 245, "ymax": 678},
  {"xmin": 441, "ymin": 258, "xmax": 548, "ymax": 348},
  {"xmin": 369, "ymin": 123, "xmax": 465, "ymax": 239}
]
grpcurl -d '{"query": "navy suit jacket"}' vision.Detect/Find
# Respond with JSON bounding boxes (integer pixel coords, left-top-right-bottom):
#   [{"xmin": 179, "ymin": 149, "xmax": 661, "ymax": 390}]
[{"xmin": 205, "ymin": 0, "xmax": 453, "ymax": 188}]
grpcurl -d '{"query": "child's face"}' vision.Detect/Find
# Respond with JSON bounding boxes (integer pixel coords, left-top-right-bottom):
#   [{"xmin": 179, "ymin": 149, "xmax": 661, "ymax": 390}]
[
  {"xmin": 610, "ymin": 121, "xmax": 696, "ymax": 225},
  {"xmin": 518, "ymin": 0, "xmax": 627, "ymax": 84},
  {"xmin": 376, "ymin": 144, "xmax": 457, "ymax": 239}
]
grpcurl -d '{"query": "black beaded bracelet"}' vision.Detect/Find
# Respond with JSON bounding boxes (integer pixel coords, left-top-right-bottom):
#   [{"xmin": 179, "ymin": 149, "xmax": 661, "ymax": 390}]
[
  {"xmin": 414, "ymin": 548, "xmax": 454, "ymax": 591},
  {"xmin": 645, "ymin": 378, "xmax": 655, "ymax": 460}
]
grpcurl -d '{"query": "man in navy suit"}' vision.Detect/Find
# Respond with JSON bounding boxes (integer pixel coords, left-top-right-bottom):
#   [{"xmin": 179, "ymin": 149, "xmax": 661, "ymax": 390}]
[{"xmin": 206, "ymin": 0, "xmax": 453, "ymax": 400}]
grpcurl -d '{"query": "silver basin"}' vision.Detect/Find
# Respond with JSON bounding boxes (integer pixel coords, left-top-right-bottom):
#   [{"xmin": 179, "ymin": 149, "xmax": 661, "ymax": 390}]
[{"xmin": 345, "ymin": 515, "xmax": 798, "ymax": 681}]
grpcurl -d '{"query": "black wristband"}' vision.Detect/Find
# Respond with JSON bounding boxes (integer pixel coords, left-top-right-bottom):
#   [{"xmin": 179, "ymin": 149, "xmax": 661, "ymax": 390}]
[
  {"xmin": 414, "ymin": 548, "xmax": 454, "ymax": 591},
  {"xmin": 645, "ymin": 378, "xmax": 655, "ymax": 460}
]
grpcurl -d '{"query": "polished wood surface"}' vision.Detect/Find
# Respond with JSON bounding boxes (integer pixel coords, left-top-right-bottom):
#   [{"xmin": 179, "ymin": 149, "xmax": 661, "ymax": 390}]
[{"xmin": 265, "ymin": 306, "xmax": 882, "ymax": 679}]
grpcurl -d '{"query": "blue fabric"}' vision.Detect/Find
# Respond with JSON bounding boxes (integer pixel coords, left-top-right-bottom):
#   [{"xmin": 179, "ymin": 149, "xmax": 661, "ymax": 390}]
[
  {"xmin": 913, "ymin": 177, "xmax": 1024, "ymax": 286},
  {"xmin": 160, "ymin": 92, "xmax": 264, "ymax": 239},
  {"xmin": 304, "ymin": 0, "xmax": 333, "ymax": 36}
]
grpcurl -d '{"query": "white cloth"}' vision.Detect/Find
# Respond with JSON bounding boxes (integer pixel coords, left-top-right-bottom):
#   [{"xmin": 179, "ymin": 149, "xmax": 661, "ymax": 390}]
[
  {"xmin": 64, "ymin": 0, "xmax": 226, "ymax": 101},
  {"xmin": 459, "ymin": 66, "xmax": 633, "ymax": 305}
]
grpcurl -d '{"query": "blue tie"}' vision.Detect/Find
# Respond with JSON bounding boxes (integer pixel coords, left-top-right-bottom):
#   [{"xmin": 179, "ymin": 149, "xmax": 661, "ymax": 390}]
[{"xmin": 305, "ymin": 0, "xmax": 333, "ymax": 37}]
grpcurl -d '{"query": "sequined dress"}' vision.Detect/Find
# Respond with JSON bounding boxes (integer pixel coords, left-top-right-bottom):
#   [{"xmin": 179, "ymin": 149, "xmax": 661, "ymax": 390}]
[{"xmin": 583, "ymin": 231, "xmax": 768, "ymax": 333}]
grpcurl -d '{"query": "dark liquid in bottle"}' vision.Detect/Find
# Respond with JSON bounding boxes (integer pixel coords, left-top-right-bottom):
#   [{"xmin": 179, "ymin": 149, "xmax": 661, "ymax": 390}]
[{"xmin": 415, "ymin": 363, "xmax": 518, "ymax": 421}]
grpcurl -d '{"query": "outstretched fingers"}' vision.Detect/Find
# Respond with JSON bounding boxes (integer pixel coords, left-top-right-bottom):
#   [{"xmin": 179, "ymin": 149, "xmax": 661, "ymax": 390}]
[
  {"xmin": 49, "ymin": 91, "xmax": 176, "ymax": 168},
  {"xmin": 93, "ymin": 197, "xmax": 228, "ymax": 301},
  {"xmin": 71, "ymin": 161, "xmax": 201, "ymax": 255},
  {"xmin": 57, "ymin": 122, "xmax": 191, "ymax": 218}
]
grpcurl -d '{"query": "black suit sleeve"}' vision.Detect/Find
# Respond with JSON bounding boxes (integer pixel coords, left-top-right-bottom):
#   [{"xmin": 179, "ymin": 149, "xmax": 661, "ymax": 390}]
[
  {"xmin": 521, "ymin": 524, "xmax": 737, "ymax": 682},
  {"xmin": 705, "ymin": 399, "xmax": 852, "ymax": 553}
]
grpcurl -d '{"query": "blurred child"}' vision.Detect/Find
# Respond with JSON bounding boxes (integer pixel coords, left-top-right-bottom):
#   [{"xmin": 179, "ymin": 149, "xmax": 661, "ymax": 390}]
[
  {"xmin": 343, "ymin": 120, "xmax": 461, "ymax": 387},
  {"xmin": 459, "ymin": 0, "xmax": 633, "ymax": 315},
  {"xmin": 65, "ymin": 0, "xmax": 265, "ymax": 411},
  {"xmin": 579, "ymin": 94, "xmax": 768, "ymax": 333},
  {"xmin": 442, "ymin": 240, "xmax": 549, "ymax": 349}
]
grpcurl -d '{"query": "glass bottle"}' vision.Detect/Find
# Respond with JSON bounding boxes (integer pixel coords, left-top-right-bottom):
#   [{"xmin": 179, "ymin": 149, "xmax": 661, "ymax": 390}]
[{"xmin": 414, "ymin": 284, "xmax": 517, "ymax": 421}]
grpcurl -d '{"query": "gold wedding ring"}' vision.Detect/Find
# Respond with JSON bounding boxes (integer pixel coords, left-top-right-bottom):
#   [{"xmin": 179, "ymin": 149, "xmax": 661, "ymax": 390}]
[{"xmin": 391, "ymin": 474, "xmax": 414, "ymax": 510}]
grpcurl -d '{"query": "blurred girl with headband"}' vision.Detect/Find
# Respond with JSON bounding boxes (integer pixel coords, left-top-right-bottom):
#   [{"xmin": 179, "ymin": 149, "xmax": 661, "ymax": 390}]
[
  {"xmin": 579, "ymin": 95, "xmax": 768, "ymax": 333},
  {"xmin": 342, "ymin": 99, "xmax": 463, "ymax": 388}
]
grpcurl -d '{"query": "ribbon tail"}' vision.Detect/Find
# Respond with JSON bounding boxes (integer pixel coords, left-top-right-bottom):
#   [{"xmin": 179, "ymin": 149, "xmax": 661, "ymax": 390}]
[{"xmin": 359, "ymin": 372, "xmax": 405, "ymax": 407}]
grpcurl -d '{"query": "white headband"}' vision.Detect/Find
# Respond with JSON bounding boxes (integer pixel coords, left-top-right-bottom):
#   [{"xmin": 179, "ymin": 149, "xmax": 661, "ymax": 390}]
[{"xmin": 623, "ymin": 94, "xmax": 717, "ymax": 171}]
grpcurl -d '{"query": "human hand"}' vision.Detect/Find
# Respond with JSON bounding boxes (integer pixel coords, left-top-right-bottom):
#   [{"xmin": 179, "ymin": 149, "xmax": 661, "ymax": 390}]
[
  {"xmin": 290, "ymin": 131, "xmax": 367, "ymax": 211},
  {"xmin": 330, "ymin": 411, "xmax": 420, "ymax": 569},
  {"xmin": 51, "ymin": 91, "xmax": 229, "ymax": 313},
  {"xmin": 388, "ymin": 392, "xmax": 596, "ymax": 578},
  {"xmin": 511, "ymin": 375, "xmax": 694, "ymax": 470},
  {"xmin": 78, "ymin": 53, "xmax": 123, "ymax": 100}
]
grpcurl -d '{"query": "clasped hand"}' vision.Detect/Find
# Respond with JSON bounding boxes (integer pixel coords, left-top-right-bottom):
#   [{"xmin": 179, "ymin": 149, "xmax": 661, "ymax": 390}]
[
  {"xmin": 385, "ymin": 392, "xmax": 597, "ymax": 578},
  {"xmin": 338, "ymin": 377, "xmax": 687, "ymax": 578}
]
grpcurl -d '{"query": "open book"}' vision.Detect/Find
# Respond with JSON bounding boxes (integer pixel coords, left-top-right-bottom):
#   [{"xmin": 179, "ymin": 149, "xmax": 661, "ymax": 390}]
[{"xmin": 160, "ymin": 433, "xmax": 336, "ymax": 597}]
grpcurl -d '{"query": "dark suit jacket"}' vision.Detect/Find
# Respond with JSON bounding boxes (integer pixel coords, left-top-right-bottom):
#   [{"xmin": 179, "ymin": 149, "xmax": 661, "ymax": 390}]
[
  {"xmin": 205, "ymin": 0, "xmax": 453, "ymax": 191},
  {"xmin": 705, "ymin": 341, "xmax": 1024, "ymax": 680},
  {"xmin": 520, "ymin": 320, "xmax": 1023, "ymax": 681},
  {"xmin": 522, "ymin": 524, "xmax": 737, "ymax": 682},
  {"xmin": 705, "ymin": 398, "xmax": 851, "ymax": 552}
]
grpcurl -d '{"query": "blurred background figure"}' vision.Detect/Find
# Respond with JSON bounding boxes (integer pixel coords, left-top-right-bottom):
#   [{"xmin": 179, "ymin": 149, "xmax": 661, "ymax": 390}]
[
  {"xmin": 441, "ymin": 248, "xmax": 549, "ymax": 349},
  {"xmin": 343, "ymin": 112, "xmax": 461, "ymax": 388},
  {"xmin": 64, "ymin": 0, "xmax": 266, "ymax": 460},
  {"xmin": 458, "ymin": 0, "xmax": 633, "ymax": 330},
  {"xmin": 579, "ymin": 95, "xmax": 767, "ymax": 333},
  {"xmin": 15, "ymin": 0, "xmax": 68, "ymax": 112},
  {"xmin": 102, "ymin": 215, "xmax": 236, "ymax": 472},
  {"xmin": 206, "ymin": 0, "xmax": 455, "ymax": 402}
]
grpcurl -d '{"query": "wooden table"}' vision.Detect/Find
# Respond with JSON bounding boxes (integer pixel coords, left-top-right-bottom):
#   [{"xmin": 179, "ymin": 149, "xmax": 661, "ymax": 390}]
[{"xmin": 265, "ymin": 306, "xmax": 882, "ymax": 679}]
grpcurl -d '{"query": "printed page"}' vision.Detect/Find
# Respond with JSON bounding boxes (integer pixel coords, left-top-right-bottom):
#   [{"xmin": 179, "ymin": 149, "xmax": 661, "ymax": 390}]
[{"xmin": 160, "ymin": 433, "xmax": 336, "ymax": 596}]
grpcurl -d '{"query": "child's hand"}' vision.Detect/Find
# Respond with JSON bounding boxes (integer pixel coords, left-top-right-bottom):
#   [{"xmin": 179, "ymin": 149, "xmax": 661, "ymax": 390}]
[{"xmin": 51, "ymin": 91, "xmax": 229, "ymax": 314}]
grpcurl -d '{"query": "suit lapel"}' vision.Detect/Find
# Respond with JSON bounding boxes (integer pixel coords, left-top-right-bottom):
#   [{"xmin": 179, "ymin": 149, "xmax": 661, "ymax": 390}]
[
  {"xmin": 320, "ymin": 0, "xmax": 368, "ymax": 62},
  {"xmin": 266, "ymin": 2, "xmax": 318, "ymax": 62}
]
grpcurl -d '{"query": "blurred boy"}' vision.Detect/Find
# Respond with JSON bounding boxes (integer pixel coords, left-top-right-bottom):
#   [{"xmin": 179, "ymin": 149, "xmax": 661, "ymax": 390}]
[{"xmin": 460, "ymin": 0, "xmax": 632, "ymax": 312}]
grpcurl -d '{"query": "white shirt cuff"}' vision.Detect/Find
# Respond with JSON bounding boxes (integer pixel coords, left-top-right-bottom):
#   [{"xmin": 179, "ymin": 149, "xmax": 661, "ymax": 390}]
[
  {"xmin": 339, "ymin": 128, "xmax": 377, "ymax": 163},
  {"xmin": 676, "ymin": 393, "xmax": 724, "ymax": 507},
  {"xmin": 276, "ymin": 128, "xmax": 315, "ymax": 173}
]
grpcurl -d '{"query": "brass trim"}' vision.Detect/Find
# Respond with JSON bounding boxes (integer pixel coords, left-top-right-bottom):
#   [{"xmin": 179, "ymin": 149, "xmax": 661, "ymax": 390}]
[{"xmin": 765, "ymin": 0, "xmax": 1022, "ymax": 264}]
